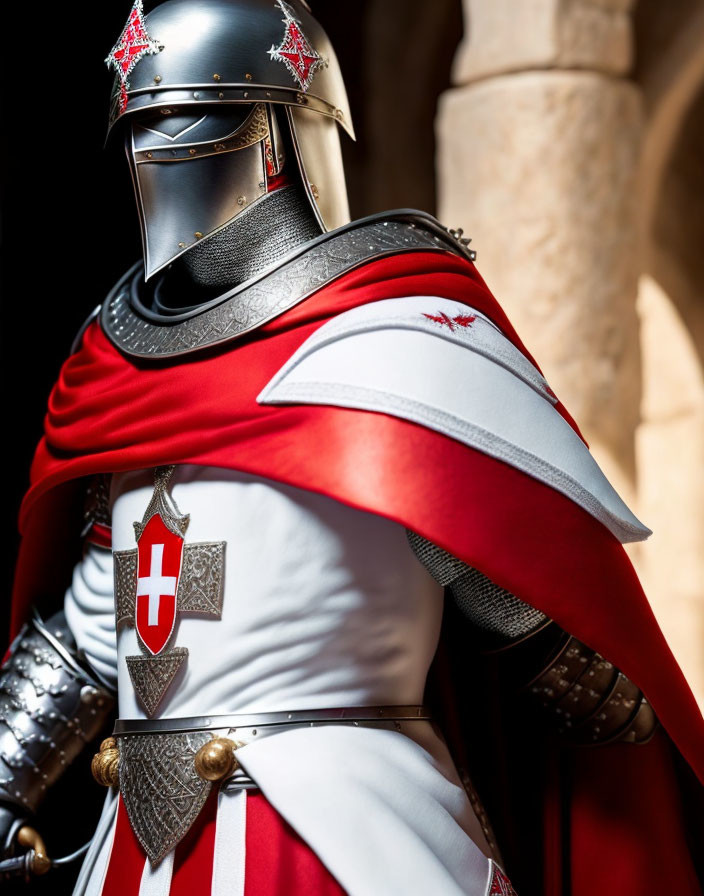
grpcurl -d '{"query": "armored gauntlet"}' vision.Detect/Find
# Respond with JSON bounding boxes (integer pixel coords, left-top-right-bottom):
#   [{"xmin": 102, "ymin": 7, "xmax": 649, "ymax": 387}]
[{"xmin": 407, "ymin": 531, "xmax": 657, "ymax": 745}]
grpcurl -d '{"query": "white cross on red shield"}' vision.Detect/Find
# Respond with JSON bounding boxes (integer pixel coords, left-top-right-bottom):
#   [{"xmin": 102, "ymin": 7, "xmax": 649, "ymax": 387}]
[{"xmin": 135, "ymin": 513, "xmax": 184, "ymax": 655}]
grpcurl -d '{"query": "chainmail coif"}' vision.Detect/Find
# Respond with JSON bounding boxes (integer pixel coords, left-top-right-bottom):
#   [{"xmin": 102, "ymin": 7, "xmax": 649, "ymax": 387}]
[{"xmin": 176, "ymin": 184, "xmax": 322, "ymax": 290}]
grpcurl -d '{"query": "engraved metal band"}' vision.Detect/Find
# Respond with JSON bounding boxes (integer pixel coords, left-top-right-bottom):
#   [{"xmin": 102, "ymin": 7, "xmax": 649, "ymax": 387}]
[
  {"xmin": 114, "ymin": 704, "xmax": 432, "ymax": 736},
  {"xmin": 101, "ymin": 210, "xmax": 475, "ymax": 359}
]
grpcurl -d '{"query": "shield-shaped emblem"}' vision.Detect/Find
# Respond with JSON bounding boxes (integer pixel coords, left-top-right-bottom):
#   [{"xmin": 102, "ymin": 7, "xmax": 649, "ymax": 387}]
[{"xmin": 135, "ymin": 513, "xmax": 184, "ymax": 655}]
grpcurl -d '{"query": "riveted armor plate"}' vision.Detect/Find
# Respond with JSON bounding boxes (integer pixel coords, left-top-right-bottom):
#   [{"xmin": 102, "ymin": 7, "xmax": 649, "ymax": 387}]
[{"xmin": 0, "ymin": 614, "xmax": 115, "ymax": 814}]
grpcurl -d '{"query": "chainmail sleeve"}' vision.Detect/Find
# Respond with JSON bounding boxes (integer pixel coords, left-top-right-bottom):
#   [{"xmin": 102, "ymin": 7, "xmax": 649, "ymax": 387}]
[
  {"xmin": 407, "ymin": 530, "xmax": 657, "ymax": 746},
  {"xmin": 406, "ymin": 530, "xmax": 548, "ymax": 646}
]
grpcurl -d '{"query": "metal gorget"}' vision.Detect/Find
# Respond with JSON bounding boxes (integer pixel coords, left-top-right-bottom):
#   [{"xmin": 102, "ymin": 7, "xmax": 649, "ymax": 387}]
[
  {"xmin": 114, "ymin": 705, "xmax": 431, "ymax": 866},
  {"xmin": 100, "ymin": 210, "xmax": 476, "ymax": 360}
]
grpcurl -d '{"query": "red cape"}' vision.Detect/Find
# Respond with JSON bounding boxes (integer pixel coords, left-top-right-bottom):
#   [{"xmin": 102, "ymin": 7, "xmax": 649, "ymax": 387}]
[{"xmin": 12, "ymin": 251, "xmax": 704, "ymax": 894}]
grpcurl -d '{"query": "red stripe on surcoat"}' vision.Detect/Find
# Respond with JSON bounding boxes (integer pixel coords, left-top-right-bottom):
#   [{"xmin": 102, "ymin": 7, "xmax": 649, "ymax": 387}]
[
  {"xmin": 170, "ymin": 787, "xmax": 219, "ymax": 895},
  {"xmin": 102, "ymin": 795, "xmax": 148, "ymax": 895},
  {"xmin": 244, "ymin": 791, "xmax": 347, "ymax": 895}
]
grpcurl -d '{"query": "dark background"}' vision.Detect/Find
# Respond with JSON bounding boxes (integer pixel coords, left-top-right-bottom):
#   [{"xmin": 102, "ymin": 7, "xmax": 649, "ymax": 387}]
[{"xmin": 0, "ymin": 1, "xmax": 462, "ymax": 890}]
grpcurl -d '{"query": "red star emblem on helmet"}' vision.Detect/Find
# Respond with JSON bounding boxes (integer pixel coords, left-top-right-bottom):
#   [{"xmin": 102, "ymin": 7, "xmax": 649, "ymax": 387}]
[
  {"xmin": 268, "ymin": 0, "xmax": 324, "ymax": 92},
  {"xmin": 105, "ymin": 0, "xmax": 164, "ymax": 113}
]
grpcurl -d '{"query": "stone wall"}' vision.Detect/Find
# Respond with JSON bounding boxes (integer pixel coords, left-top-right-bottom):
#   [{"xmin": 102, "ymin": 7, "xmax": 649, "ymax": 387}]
[
  {"xmin": 318, "ymin": 0, "xmax": 704, "ymax": 706},
  {"xmin": 437, "ymin": 0, "xmax": 704, "ymax": 706}
]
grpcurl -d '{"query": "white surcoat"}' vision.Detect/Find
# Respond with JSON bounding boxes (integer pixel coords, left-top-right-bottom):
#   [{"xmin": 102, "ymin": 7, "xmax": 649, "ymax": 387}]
[
  {"xmin": 67, "ymin": 466, "xmax": 497, "ymax": 896},
  {"xmin": 63, "ymin": 293, "xmax": 650, "ymax": 894}
]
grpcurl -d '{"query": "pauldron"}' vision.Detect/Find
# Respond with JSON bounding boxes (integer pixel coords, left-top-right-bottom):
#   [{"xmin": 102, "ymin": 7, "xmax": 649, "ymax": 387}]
[{"xmin": 407, "ymin": 531, "xmax": 657, "ymax": 746}]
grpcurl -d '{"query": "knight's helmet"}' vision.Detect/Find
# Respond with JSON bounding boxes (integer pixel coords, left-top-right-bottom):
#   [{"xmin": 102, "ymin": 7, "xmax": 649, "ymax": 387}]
[{"xmin": 105, "ymin": 0, "xmax": 354, "ymax": 280}]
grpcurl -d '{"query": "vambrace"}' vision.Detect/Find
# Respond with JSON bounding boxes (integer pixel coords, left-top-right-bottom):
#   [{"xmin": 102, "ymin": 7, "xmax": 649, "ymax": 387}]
[
  {"xmin": 407, "ymin": 530, "xmax": 657, "ymax": 746},
  {"xmin": 0, "ymin": 611, "xmax": 116, "ymax": 816}
]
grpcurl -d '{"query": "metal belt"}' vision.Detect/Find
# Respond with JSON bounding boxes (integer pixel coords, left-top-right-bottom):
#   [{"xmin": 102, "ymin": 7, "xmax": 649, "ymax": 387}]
[
  {"xmin": 112, "ymin": 705, "xmax": 432, "ymax": 865},
  {"xmin": 113, "ymin": 704, "xmax": 432, "ymax": 736}
]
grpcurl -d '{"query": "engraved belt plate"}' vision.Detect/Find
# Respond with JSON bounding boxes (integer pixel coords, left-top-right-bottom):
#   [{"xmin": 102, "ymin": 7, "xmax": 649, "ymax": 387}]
[
  {"xmin": 115, "ymin": 705, "xmax": 431, "ymax": 865},
  {"xmin": 118, "ymin": 730, "xmax": 213, "ymax": 866}
]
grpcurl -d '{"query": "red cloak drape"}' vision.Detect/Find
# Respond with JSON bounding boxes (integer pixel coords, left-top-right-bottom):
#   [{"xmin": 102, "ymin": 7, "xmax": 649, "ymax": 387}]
[{"xmin": 11, "ymin": 251, "xmax": 704, "ymax": 894}]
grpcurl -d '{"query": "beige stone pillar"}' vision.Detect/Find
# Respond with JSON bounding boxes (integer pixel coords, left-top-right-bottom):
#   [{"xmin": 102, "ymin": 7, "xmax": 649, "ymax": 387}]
[
  {"xmin": 636, "ymin": 274, "xmax": 704, "ymax": 710},
  {"xmin": 634, "ymin": 13, "xmax": 704, "ymax": 708},
  {"xmin": 437, "ymin": 0, "xmax": 643, "ymax": 492}
]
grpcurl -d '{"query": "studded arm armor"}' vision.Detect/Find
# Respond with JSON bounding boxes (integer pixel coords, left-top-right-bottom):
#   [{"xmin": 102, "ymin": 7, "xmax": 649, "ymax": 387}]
[
  {"xmin": 0, "ymin": 611, "xmax": 116, "ymax": 858},
  {"xmin": 407, "ymin": 531, "xmax": 657, "ymax": 746}
]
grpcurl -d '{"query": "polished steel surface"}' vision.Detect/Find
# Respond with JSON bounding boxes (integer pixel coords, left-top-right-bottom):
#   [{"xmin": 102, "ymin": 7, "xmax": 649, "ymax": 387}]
[
  {"xmin": 107, "ymin": 0, "xmax": 353, "ymax": 137},
  {"xmin": 128, "ymin": 106, "xmax": 271, "ymax": 279},
  {"xmin": 287, "ymin": 105, "xmax": 349, "ymax": 231},
  {"xmin": 0, "ymin": 614, "xmax": 115, "ymax": 814},
  {"xmin": 133, "ymin": 103, "xmax": 267, "ymax": 162},
  {"xmin": 108, "ymin": 0, "xmax": 355, "ymax": 274}
]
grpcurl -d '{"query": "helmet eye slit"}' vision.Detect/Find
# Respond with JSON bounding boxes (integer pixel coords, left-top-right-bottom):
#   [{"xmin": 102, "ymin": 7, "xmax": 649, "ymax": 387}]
[
  {"xmin": 136, "ymin": 115, "xmax": 208, "ymax": 142},
  {"xmin": 133, "ymin": 104, "xmax": 258, "ymax": 149}
]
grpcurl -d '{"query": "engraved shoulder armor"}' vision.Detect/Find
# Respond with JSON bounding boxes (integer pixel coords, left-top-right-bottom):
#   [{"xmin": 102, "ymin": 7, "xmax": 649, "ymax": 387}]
[
  {"xmin": 0, "ymin": 611, "xmax": 115, "ymax": 815},
  {"xmin": 407, "ymin": 530, "xmax": 657, "ymax": 746}
]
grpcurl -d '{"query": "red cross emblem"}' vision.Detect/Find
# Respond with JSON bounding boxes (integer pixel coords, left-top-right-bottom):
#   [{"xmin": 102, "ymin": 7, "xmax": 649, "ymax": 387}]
[
  {"xmin": 105, "ymin": 0, "xmax": 164, "ymax": 113},
  {"xmin": 135, "ymin": 513, "xmax": 184, "ymax": 655},
  {"xmin": 268, "ymin": 0, "xmax": 324, "ymax": 92}
]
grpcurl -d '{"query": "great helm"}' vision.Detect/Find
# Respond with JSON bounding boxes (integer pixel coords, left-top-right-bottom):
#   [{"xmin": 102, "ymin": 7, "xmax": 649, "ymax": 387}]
[{"xmin": 105, "ymin": 0, "xmax": 354, "ymax": 279}]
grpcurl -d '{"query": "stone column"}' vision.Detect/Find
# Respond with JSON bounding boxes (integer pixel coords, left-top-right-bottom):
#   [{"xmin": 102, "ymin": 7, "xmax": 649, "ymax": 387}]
[{"xmin": 437, "ymin": 0, "xmax": 643, "ymax": 493}]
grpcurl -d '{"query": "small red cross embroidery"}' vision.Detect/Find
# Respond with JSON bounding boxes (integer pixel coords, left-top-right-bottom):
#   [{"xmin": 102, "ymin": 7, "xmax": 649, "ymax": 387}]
[
  {"xmin": 423, "ymin": 311, "xmax": 477, "ymax": 332},
  {"xmin": 490, "ymin": 866, "xmax": 518, "ymax": 895},
  {"xmin": 268, "ymin": 0, "xmax": 324, "ymax": 92},
  {"xmin": 105, "ymin": 0, "xmax": 163, "ymax": 113}
]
